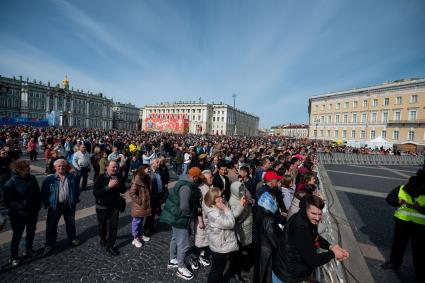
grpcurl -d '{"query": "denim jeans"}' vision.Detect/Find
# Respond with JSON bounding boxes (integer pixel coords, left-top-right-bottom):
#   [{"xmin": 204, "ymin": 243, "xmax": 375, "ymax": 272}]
[
  {"xmin": 182, "ymin": 163, "xmax": 189, "ymax": 175},
  {"xmin": 169, "ymin": 227, "xmax": 190, "ymax": 268},
  {"xmin": 131, "ymin": 217, "xmax": 145, "ymax": 238},
  {"xmin": 45, "ymin": 203, "xmax": 76, "ymax": 247},
  {"xmin": 9, "ymin": 211, "xmax": 38, "ymax": 258},
  {"xmin": 272, "ymin": 271, "xmax": 284, "ymax": 283},
  {"xmin": 76, "ymin": 167, "xmax": 90, "ymax": 190}
]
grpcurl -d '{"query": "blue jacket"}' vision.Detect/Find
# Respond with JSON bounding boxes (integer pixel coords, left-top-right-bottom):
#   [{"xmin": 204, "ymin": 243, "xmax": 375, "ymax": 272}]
[{"xmin": 41, "ymin": 173, "xmax": 80, "ymax": 210}]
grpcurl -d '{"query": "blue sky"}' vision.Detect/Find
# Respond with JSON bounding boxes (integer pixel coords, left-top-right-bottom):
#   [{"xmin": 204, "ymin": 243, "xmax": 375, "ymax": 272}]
[{"xmin": 1, "ymin": 0, "xmax": 424, "ymax": 128}]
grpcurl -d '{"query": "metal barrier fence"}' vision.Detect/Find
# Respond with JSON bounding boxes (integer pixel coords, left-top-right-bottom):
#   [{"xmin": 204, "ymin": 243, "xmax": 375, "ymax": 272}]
[
  {"xmin": 318, "ymin": 152, "xmax": 424, "ymax": 166},
  {"xmin": 316, "ymin": 170, "xmax": 347, "ymax": 283}
]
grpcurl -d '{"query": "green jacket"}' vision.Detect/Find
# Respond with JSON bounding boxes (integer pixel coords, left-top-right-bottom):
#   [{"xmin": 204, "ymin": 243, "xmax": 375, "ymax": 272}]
[{"xmin": 159, "ymin": 179, "xmax": 198, "ymax": 229}]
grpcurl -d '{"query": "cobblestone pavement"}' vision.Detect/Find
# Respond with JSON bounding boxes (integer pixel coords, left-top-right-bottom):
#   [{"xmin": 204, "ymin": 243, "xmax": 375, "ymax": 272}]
[{"xmin": 0, "ymin": 157, "xmax": 252, "ymax": 282}]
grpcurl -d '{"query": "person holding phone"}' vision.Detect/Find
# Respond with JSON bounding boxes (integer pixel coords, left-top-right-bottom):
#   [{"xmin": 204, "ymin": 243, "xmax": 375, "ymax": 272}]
[
  {"xmin": 93, "ymin": 161, "xmax": 126, "ymax": 256},
  {"xmin": 228, "ymin": 181, "xmax": 253, "ymax": 281}
]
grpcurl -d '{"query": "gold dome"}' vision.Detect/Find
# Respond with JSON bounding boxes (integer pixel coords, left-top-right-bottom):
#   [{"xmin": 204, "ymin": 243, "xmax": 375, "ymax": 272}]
[{"xmin": 62, "ymin": 74, "xmax": 69, "ymax": 89}]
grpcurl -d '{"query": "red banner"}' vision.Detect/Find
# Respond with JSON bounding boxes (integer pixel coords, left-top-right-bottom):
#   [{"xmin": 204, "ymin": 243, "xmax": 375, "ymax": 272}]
[{"xmin": 145, "ymin": 115, "xmax": 189, "ymax": 134}]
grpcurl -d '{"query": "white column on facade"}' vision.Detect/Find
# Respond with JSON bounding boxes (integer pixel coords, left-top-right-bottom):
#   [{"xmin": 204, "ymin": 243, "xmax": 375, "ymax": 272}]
[
  {"xmin": 69, "ymin": 98, "xmax": 74, "ymax": 126},
  {"xmin": 45, "ymin": 93, "xmax": 50, "ymax": 115},
  {"xmin": 54, "ymin": 95, "xmax": 58, "ymax": 111},
  {"xmin": 86, "ymin": 100, "xmax": 90, "ymax": 128},
  {"xmin": 20, "ymin": 86, "xmax": 29, "ymax": 118}
]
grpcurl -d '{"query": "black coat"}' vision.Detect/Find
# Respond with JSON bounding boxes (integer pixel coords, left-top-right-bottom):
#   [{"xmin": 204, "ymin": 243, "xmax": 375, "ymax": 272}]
[
  {"xmin": 93, "ymin": 173, "xmax": 126, "ymax": 208},
  {"xmin": 3, "ymin": 173, "xmax": 42, "ymax": 215},
  {"xmin": 272, "ymin": 209, "xmax": 334, "ymax": 282},
  {"xmin": 254, "ymin": 206, "xmax": 281, "ymax": 283},
  {"xmin": 212, "ymin": 173, "xmax": 231, "ymax": 201}
]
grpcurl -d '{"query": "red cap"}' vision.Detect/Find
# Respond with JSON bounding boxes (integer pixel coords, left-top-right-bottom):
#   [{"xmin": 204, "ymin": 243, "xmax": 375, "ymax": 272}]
[{"xmin": 263, "ymin": 171, "xmax": 282, "ymax": 182}]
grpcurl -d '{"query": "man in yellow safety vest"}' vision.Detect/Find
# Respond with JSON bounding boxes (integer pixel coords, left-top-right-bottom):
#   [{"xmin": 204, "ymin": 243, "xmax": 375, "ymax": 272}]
[{"xmin": 381, "ymin": 164, "xmax": 425, "ymax": 282}]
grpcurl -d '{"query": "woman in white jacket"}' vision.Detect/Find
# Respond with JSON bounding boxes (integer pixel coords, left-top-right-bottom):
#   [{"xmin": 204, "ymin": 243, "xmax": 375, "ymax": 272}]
[{"xmin": 204, "ymin": 187, "xmax": 242, "ymax": 283}]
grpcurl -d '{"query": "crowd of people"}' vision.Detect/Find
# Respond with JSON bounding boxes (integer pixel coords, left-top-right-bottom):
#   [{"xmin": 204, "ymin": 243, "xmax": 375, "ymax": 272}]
[{"xmin": 0, "ymin": 125, "xmax": 353, "ymax": 282}]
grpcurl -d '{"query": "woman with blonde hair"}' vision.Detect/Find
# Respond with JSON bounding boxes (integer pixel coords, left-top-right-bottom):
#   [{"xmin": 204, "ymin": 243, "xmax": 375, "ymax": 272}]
[{"xmin": 204, "ymin": 187, "xmax": 240, "ymax": 283}]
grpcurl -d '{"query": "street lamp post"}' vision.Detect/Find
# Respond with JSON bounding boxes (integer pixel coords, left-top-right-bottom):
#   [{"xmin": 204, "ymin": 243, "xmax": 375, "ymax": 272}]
[{"xmin": 232, "ymin": 93, "xmax": 236, "ymax": 136}]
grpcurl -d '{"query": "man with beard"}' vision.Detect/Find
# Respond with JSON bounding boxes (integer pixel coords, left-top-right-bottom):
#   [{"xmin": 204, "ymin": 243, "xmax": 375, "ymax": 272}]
[{"xmin": 272, "ymin": 195, "xmax": 349, "ymax": 282}]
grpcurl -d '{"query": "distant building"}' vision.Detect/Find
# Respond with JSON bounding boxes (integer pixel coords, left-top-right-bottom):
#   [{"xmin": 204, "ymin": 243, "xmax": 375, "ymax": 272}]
[
  {"xmin": 270, "ymin": 124, "xmax": 309, "ymax": 138},
  {"xmin": 141, "ymin": 101, "xmax": 259, "ymax": 136},
  {"xmin": 112, "ymin": 102, "xmax": 139, "ymax": 130},
  {"xmin": 308, "ymin": 78, "xmax": 425, "ymax": 152},
  {"xmin": 0, "ymin": 74, "xmax": 114, "ymax": 129}
]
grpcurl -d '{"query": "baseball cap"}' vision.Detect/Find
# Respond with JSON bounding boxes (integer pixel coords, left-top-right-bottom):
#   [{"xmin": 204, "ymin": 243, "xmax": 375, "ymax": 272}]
[
  {"xmin": 263, "ymin": 171, "xmax": 282, "ymax": 182},
  {"xmin": 188, "ymin": 167, "xmax": 203, "ymax": 178}
]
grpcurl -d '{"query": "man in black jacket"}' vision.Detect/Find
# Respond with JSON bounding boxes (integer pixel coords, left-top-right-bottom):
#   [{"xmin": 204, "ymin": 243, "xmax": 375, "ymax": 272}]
[
  {"xmin": 93, "ymin": 161, "xmax": 126, "ymax": 256},
  {"xmin": 272, "ymin": 195, "xmax": 349, "ymax": 282},
  {"xmin": 212, "ymin": 162, "xmax": 231, "ymax": 201}
]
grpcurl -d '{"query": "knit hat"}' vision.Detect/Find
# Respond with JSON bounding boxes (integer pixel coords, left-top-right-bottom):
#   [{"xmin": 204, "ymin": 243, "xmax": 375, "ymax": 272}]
[{"xmin": 188, "ymin": 167, "xmax": 202, "ymax": 178}]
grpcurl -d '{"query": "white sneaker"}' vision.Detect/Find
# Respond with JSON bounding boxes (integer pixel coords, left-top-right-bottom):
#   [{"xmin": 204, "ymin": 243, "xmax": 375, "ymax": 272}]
[
  {"xmin": 167, "ymin": 258, "xmax": 178, "ymax": 269},
  {"xmin": 131, "ymin": 238, "xmax": 143, "ymax": 248},
  {"xmin": 198, "ymin": 256, "xmax": 211, "ymax": 267},
  {"xmin": 190, "ymin": 257, "xmax": 200, "ymax": 270},
  {"xmin": 142, "ymin": 235, "xmax": 151, "ymax": 242},
  {"xmin": 177, "ymin": 266, "xmax": 194, "ymax": 280}
]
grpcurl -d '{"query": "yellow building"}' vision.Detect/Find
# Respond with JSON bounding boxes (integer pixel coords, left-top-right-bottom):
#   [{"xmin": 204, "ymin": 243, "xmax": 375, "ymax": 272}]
[{"xmin": 308, "ymin": 78, "xmax": 425, "ymax": 152}]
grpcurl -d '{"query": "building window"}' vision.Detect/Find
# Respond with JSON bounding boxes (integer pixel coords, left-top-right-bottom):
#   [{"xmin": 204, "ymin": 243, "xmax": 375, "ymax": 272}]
[
  {"xmin": 344, "ymin": 102, "xmax": 349, "ymax": 109},
  {"xmin": 394, "ymin": 111, "xmax": 401, "ymax": 121},
  {"xmin": 327, "ymin": 115, "xmax": 331, "ymax": 124},
  {"xmin": 361, "ymin": 130, "xmax": 366, "ymax": 139},
  {"xmin": 320, "ymin": 116, "xmax": 324, "ymax": 124},
  {"xmin": 221, "ymin": 117, "xmax": 224, "ymax": 122},
  {"xmin": 396, "ymin": 96, "xmax": 402, "ymax": 105},
  {"xmin": 315, "ymin": 105, "xmax": 318, "ymax": 111},
  {"xmin": 334, "ymin": 130, "xmax": 338, "ymax": 138},
  {"xmin": 335, "ymin": 114, "xmax": 340, "ymax": 123},
  {"xmin": 320, "ymin": 130, "xmax": 323, "ymax": 137},
  {"xmin": 336, "ymin": 103, "xmax": 340, "ymax": 110},
  {"xmin": 384, "ymin": 97, "xmax": 389, "ymax": 106},
  {"xmin": 382, "ymin": 111, "xmax": 388, "ymax": 123},
  {"xmin": 362, "ymin": 100, "xmax": 368, "ymax": 108},
  {"xmin": 408, "ymin": 130, "xmax": 414, "ymax": 141},
  {"xmin": 352, "ymin": 113, "xmax": 357, "ymax": 123},
  {"xmin": 408, "ymin": 110, "xmax": 417, "ymax": 121},
  {"xmin": 361, "ymin": 113, "xmax": 367, "ymax": 123},
  {"xmin": 372, "ymin": 99, "xmax": 378, "ymax": 107},
  {"xmin": 382, "ymin": 130, "xmax": 387, "ymax": 139},
  {"xmin": 328, "ymin": 104, "xmax": 332, "ymax": 110},
  {"xmin": 343, "ymin": 114, "xmax": 348, "ymax": 123},
  {"xmin": 410, "ymin": 95, "xmax": 418, "ymax": 104},
  {"xmin": 393, "ymin": 130, "xmax": 399, "ymax": 140},
  {"xmin": 351, "ymin": 130, "xmax": 356, "ymax": 139},
  {"xmin": 353, "ymin": 101, "xmax": 358, "ymax": 108},
  {"xmin": 370, "ymin": 130, "xmax": 376, "ymax": 139},
  {"xmin": 342, "ymin": 130, "xmax": 347, "ymax": 139},
  {"xmin": 371, "ymin": 112, "xmax": 377, "ymax": 123},
  {"xmin": 321, "ymin": 104, "xmax": 325, "ymax": 110},
  {"xmin": 327, "ymin": 130, "xmax": 330, "ymax": 137}
]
